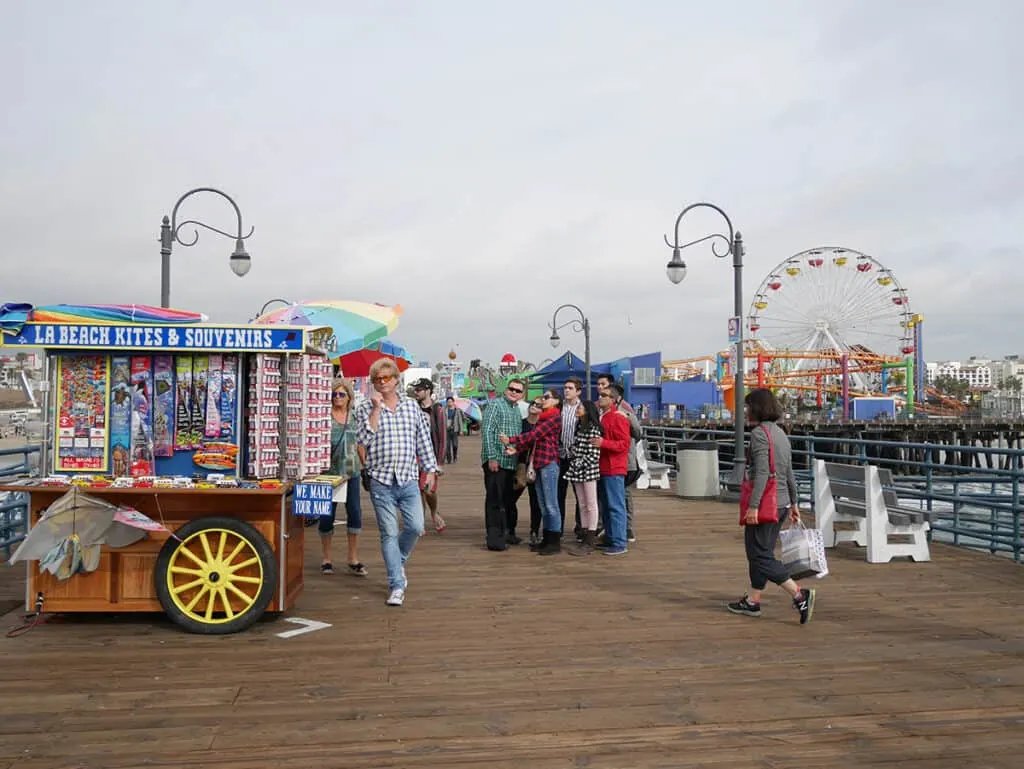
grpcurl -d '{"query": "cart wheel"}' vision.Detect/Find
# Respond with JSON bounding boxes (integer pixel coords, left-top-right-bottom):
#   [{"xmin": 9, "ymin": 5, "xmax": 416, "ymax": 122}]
[{"xmin": 155, "ymin": 516, "xmax": 277, "ymax": 635}]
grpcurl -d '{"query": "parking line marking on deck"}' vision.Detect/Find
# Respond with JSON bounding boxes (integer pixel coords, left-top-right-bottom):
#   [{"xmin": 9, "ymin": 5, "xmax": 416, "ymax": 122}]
[{"xmin": 276, "ymin": 617, "xmax": 332, "ymax": 639}]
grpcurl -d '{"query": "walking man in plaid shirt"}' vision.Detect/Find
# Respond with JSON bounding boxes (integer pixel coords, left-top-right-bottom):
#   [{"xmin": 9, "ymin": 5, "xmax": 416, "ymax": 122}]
[
  {"xmin": 480, "ymin": 378, "xmax": 525, "ymax": 550},
  {"xmin": 357, "ymin": 358, "xmax": 439, "ymax": 606}
]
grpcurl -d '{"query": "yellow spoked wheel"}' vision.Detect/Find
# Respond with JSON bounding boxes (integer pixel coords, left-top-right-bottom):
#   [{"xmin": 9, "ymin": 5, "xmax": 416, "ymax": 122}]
[{"xmin": 155, "ymin": 516, "xmax": 277, "ymax": 634}]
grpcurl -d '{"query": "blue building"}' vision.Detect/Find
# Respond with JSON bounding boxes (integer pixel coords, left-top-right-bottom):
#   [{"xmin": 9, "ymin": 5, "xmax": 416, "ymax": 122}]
[{"xmin": 533, "ymin": 350, "xmax": 722, "ymax": 419}]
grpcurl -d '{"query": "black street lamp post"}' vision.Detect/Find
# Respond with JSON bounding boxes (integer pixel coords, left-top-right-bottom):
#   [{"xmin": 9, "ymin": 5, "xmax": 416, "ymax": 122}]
[
  {"xmin": 664, "ymin": 202, "xmax": 746, "ymax": 492},
  {"xmin": 549, "ymin": 303, "xmax": 591, "ymax": 400},
  {"xmin": 159, "ymin": 187, "xmax": 253, "ymax": 308}
]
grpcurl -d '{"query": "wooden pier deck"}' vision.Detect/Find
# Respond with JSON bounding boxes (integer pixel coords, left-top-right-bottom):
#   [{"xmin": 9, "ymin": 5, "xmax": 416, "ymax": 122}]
[{"xmin": 1, "ymin": 435, "xmax": 1022, "ymax": 768}]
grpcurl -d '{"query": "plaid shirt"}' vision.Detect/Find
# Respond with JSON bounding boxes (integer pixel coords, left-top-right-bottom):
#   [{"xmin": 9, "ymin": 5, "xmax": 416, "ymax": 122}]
[
  {"xmin": 356, "ymin": 395, "xmax": 438, "ymax": 485},
  {"xmin": 481, "ymin": 396, "xmax": 522, "ymax": 469},
  {"xmin": 508, "ymin": 409, "xmax": 560, "ymax": 469}
]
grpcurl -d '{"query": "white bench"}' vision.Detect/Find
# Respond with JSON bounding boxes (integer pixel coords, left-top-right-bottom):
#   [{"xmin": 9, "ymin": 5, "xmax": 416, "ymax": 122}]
[
  {"xmin": 637, "ymin": 461, "xmax": 671, "ymax": 490},
  {"xmin": 813, "ymin": 459, "xmax": 931, "ymax": 563}
]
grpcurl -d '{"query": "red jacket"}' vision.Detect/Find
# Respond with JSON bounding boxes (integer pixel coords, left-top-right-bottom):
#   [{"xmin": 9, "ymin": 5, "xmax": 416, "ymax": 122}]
[{"xmin": 598, "ymin": 409, "xmax": 630, "ymax": 476}]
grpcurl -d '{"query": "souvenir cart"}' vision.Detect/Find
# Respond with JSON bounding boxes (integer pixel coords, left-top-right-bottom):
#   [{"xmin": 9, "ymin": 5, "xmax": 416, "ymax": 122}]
[{"xmin": 0, "ymin": 307, "xmax": 336, "ymax": 634}]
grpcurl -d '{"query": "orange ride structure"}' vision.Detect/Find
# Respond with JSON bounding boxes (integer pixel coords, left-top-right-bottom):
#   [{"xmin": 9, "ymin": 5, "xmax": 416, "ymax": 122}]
[{"xmin": 663, "ymin": 247, "xmax": 961, "ymax": 417}]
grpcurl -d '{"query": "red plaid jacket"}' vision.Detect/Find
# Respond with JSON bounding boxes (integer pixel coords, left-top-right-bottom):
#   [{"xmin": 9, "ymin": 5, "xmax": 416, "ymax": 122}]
[{"xmin": 508, "ymin": 408, "xmax": 561, "ymax": 468}]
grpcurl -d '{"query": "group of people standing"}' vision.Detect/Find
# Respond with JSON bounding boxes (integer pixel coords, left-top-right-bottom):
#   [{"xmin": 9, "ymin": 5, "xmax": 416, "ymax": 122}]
[
  {"xmin": 312, "ymin": 353, "xmax": 817, "ymax": 624},
  {"xmin": 480, "ymin": 374, "xmax": 643, "ymax": 557}
]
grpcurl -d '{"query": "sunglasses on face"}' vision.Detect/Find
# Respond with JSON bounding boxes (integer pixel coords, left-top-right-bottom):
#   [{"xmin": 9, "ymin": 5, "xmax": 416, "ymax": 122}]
[
  {"xmin": 507, "ymin": 386, "xmax": 523, "ymax": 394},
  {"xmin": 530, "ymin": 401, "xmax": 543, "ymax": 408},
  {"xmin": 372, "ymin": 374, "xmax": 395, "ymax": 384},
  {"xmin": 332, "ymin": 391, "xmax": 348, "ymax": 398}
]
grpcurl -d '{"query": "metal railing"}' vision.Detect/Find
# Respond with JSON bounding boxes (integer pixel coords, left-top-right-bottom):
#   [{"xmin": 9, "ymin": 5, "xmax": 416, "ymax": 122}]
[
  {"xmin": 641, "ymin": 424, "xmax": 1023, "ymax": 562},
  {"xmin": 0, "ymin": 445, "xmax": 40, "ymax": 561}
]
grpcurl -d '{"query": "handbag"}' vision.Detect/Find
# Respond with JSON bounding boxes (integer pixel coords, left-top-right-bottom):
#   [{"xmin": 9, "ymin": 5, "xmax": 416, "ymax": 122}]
[
  {"xmin": 779, "ymin": 522, "xmax": 829, "ymax": 580},
  {"xmin": 514, "ymin": 448, "xmax": 536, "ymax": 490},
  {"xmin": 738, "ymin": 424, "xmax": 779, "ymax": 525}
]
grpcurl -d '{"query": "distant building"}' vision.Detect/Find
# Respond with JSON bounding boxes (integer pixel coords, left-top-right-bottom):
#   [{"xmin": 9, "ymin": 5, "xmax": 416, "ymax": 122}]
[{"xmin": 926, "ymin": 355, "xmax": 1023, "ymax": 392}]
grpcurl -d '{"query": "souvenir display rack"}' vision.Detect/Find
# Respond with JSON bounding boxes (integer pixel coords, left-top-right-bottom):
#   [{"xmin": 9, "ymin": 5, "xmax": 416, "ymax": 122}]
[{"xmin": 0, "ymin": 317, "xmax": 334, "ymax": 634}]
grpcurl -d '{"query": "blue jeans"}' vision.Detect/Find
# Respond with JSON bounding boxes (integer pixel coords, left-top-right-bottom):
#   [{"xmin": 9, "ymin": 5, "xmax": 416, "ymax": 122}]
[
  {"xmin": 536, "ymin": 461, "xmax": 561, "ymax": 533},
  {"xmin": 318, "ymin": 477, "xmax": 362, "ymax": 535},
  {"xmin": 368, "ymin": 479, "xmax": 425, "ymax": 590},
  {"xmin": 599, "ymin": 475, "xmax": 627, "ymax": 548}
]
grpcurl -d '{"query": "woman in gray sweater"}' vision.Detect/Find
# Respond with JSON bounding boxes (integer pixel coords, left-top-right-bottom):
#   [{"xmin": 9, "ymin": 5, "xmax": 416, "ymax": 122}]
[{"xmin": 728, "ymin": 388, "xmax": 817, "ymax": 624}]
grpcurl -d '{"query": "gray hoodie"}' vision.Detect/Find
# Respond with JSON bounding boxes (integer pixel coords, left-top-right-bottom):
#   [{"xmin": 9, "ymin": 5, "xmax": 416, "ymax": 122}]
[{"xmin": 747, "ymin": 420, "xmax": 798, "ymax": 510}]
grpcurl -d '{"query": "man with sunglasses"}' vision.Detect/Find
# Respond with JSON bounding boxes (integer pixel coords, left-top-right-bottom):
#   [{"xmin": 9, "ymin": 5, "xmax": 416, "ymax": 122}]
[
  {"xmin": 356, "ymin": 358, "xmax": 439, "ymax": 607},
  {"xmin": 480, "ymin": 378, "xmax": 525, "ymax": 550}
]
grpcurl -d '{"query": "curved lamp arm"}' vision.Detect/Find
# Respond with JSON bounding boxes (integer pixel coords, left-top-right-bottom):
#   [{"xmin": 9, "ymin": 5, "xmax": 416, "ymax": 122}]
[
  {"xmin": 550, "ymin": 303, "xmax": 588, "ymax": 335},
  {"xmin": 167, "ymin": 187, "xmax": 254, "ymax": 249},
  {"xmin": 663, "ymin": 201, "xmax": 735, "ymax": 257}
]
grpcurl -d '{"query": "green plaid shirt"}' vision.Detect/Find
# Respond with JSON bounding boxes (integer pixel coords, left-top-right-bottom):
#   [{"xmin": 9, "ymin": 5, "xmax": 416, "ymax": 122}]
[{"xmin": 480, "ymin": 397, "xmax": 522, "ymax": 469}]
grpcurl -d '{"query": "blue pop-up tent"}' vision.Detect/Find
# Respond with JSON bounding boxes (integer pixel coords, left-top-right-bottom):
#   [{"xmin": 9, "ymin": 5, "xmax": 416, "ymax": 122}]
[{"xmin": 531, "ymin": 352, "xmax": 611, "ymax": 394}]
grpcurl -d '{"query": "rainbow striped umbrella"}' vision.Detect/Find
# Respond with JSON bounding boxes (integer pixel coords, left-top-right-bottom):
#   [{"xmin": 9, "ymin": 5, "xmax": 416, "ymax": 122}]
[
  {"xmin": 253, "ymin": 300, "xmax": 402, "ymax": 357},
  {"xmin": 452, "ymin": 397, "xmax": 483, "ymax": 422}
]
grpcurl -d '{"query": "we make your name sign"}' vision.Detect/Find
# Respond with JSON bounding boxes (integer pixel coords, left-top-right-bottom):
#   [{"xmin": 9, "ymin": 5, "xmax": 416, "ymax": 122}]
[{"xmin": 293, "ymin": 483, "xmax": 335, "ymax": 517}]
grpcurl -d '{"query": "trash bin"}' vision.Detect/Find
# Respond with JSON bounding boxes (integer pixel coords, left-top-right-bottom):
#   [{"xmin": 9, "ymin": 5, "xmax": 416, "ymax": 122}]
[{"xmin": 675, "ymin": 440, "xmax": 720, "ymax": 499}]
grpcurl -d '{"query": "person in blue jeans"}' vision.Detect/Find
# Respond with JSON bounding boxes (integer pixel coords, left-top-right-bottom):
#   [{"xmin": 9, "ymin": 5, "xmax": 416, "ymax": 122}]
[
  {"xmin": 355, "ymin": 358, "xmax": 439, "ymax": 607},
  {"xmin": 501, "ymin": 391, "xmax": 564, "ymax": 555},
  {"xmin": 593, "ymin": 388, "xmax": 631, "ymax": 555},
  {"xmin": 318, "ymin": 377, "xmax": 367, "ymax": 576}
]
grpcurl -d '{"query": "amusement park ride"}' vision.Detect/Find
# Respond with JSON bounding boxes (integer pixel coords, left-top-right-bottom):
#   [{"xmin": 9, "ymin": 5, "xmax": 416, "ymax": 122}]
[
  {"xmin": 456, "ymin": 352, "xmax": 544, "ymax": 401},
  {"xmin": 663, "ymin": 247, "xmax": 965, "ymax": 417}
]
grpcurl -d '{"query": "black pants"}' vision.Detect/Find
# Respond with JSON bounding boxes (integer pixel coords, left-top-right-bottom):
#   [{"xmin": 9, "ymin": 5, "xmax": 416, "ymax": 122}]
[
  {"xmin": 483, "ymin": 464, "xmax": 517, "ymax": 546},
  {"xmin": 744, "ymin": 520, "xmax": 790, "ymax": 590},
  {"xmin": 557, "ymin": 457, "xmax": 581, "ymax": 532},
  {"xmin": 446, "ymin": 431, "xmax": 459, "ymax": 463},
  {"xmin": 515, "ymin": 481, "xmax": 542, "ymax": 535}
]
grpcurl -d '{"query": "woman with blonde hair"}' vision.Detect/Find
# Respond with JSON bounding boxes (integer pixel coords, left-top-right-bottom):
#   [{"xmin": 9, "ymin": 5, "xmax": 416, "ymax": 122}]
[{"xmin": 319, "ymin": 377, "xmax": 367, "ymax": 576}]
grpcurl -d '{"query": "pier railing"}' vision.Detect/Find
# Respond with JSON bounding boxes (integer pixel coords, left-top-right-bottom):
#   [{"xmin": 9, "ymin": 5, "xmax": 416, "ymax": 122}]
[
  {"xmin": 0, "ymin": 445, "xmax": 39, "ymax": 561},
  {"xmin": 641, "ymin": 424, "xmax": 1023, "ymax": 562}
]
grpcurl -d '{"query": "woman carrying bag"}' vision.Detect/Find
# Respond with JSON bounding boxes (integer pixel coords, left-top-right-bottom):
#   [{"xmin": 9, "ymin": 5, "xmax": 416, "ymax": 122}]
[
  {"xmin": 318, "ymin": 378, "xmax": 368, "ymax": 577},
  {"xmin": 728, "ymin": 388, "xmax": 816, "ymax": 624}
]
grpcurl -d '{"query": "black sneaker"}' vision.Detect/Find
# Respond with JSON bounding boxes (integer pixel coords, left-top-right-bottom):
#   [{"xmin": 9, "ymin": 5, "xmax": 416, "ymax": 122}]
[
  {"xmin": 726, "ymin": 596, "xmax": 761, "ymax": 617},
  {"xmin": 506, "ymin": 533, "xmax": 523, "ymax": 546},
  {"xmin": 320, "ymin": 562, "xmax": 334, "ymax": 575},
  {"xmin": 794, "ymin": 588, "xmax": 816, "ymax": 624},
  {"xmin": 627, "ymin": 529, "xmax": 636, "ymax": 543}
]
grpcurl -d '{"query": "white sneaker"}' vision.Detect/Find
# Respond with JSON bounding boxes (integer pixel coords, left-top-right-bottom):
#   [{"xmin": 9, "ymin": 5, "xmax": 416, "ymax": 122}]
[{"xmin": 386, "ymin": 588, "xmax": 406, "ymax": 607}]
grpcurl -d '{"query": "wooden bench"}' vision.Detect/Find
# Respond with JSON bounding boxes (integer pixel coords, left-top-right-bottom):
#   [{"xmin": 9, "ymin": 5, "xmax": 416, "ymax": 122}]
[{"xmin": 813, "ymin": 459, "xmax": 931, "ymax": 563}]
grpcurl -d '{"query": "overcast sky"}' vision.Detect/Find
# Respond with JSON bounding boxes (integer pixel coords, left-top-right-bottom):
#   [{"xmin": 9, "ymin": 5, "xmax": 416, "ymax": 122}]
[{"xmin": 2, "ymin": 1, "xmax": 1022, "ymax": 368}]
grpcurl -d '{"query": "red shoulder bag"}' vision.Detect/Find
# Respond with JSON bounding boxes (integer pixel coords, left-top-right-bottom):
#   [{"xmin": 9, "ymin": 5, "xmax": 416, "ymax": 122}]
[{"xmin": 738, "ymin": 424, "xmax": 778, "ymax": 526}]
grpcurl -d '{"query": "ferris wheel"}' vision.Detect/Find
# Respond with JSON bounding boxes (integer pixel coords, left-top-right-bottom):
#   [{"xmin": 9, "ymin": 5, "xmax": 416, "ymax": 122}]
[{"xmin": 748, "ymin": 247, "xmax": 914, "ymax": 390}]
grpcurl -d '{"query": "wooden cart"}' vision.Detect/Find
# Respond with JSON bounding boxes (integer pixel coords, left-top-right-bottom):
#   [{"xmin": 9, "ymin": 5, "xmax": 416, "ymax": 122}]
[
  {"xmin": 1, "ymin": 484, "xmax": 306, "ymax": 634},
  {"xmin": 0, "ymin": 314, "xmax": 335, "ymax": 634}
]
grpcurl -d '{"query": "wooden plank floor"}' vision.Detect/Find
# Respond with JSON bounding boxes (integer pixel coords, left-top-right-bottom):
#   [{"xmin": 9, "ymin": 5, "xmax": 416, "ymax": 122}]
[{"xmin": 1, "ymin": 434, "xmax": 1022, "ymax": 768}]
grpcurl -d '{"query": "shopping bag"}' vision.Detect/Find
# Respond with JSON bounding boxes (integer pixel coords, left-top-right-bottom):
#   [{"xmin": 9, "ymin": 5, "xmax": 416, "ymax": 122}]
[{"xmin": 779, "ymin": 522, "xmax": 829, "ymax": 580}]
